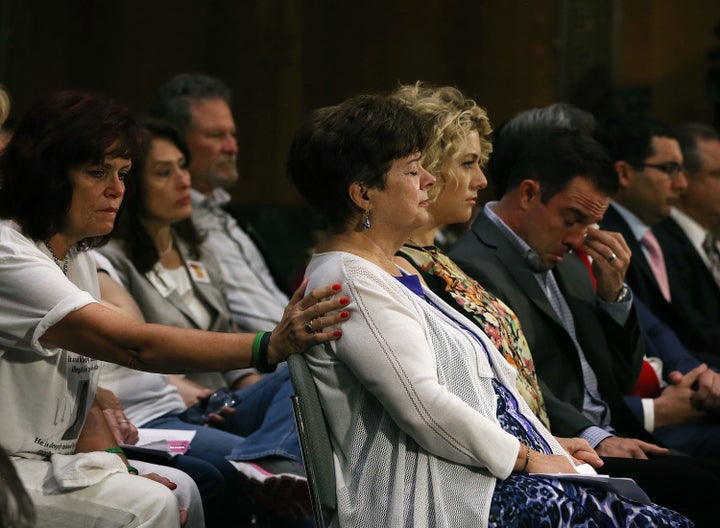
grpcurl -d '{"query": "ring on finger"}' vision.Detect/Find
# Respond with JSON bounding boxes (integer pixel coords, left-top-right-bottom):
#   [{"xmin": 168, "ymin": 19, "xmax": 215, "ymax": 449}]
[
  {"xmin": 118, "ymin": 419, "xmax": 129, "ymax": 424},
  {"xmin": 607, "ymin": 252, "xmax": 617, "ymax": 262},
  {"xmin": 304, "ymin": 319, "xmax": 316, "ymax": 334}
]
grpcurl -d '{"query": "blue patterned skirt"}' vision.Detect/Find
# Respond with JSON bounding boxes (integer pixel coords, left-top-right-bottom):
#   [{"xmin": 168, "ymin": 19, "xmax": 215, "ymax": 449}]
[{"xmin": 488, "ymin": 381, "xmax": 692, "ymax": 527}]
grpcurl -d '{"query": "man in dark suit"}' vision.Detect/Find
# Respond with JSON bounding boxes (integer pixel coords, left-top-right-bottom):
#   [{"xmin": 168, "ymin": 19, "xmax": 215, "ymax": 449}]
[
  {"xmin": 596, "ymin": 117, "xmax": 720, "ymax": 360},
  {"xmin": 450, "ymin": 123, "xmax": 720, "ymax": 526},
  {"xmin": 629, "ymin": 297, "xmax": 720, "ymax": 454},
  {"xmin": 652, "ymin": 125, "xmax": 720, "ymax": 364},
  {"xmin": 451, "ymin": 129, "xmax": 653, "ymax": 454}
]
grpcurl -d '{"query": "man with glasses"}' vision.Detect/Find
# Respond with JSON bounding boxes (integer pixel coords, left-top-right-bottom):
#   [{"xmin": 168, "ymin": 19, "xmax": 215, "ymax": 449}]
[
  {"xmin": 597, "ymin": 116, "xmax": 720, "ymax": 360},
  {"xmin": 652, "ymin": 124, "xmax": 720, "ymax": 364}
]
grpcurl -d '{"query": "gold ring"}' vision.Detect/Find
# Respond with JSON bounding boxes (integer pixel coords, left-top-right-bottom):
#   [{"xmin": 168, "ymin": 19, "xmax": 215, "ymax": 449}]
[
  {"xmin": 304, "ymin": 320, "xmax": 315, "ymax": 334},
  {"xmin": 607, "ymin": 252, "xmax": 617, "ymax": 262}
]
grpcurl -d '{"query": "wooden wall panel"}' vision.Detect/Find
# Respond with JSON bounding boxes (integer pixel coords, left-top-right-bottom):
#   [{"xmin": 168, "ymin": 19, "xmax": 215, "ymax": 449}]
[
  {"xmin": 1, "ymin": 0, "xmax": 718, "ymax": 204},
  {"xmin": 616, "ymin": 0, "xmax": 720, "ymax": 123}
]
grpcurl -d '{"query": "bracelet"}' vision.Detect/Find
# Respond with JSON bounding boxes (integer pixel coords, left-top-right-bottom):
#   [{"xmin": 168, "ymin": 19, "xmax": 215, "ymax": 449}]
[
  {"xmin": 106, "ymin": 447, "xmax": 137, "ymax": 474},
  {"xmin": 259, "ymin": 331, "xmax": 274, "ymax": 372},
  {"xmin": 614, "ymin": 284, "xmax": 630, "ymax": 303},
  {"xmin": 252, "ymin": 332, "xmax": 265, "ymax": 370},
  {"xmin": 520, "ymin": 441, "xmax": 531, "ymax": 472},
  {"xmin": 252, "ymin": 331, "xmax": 276, "ymax": 373}
]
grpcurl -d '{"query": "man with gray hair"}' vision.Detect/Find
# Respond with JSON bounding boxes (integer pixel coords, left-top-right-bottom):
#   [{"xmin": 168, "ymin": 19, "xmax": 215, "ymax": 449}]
[{"xmin": 149, "ymin": 73, "xmax": 289, "ymax": 336}]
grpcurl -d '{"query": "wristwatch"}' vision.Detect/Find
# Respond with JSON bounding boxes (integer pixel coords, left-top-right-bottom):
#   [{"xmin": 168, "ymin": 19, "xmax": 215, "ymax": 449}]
[{"xmin": 614, "ymin": 284, "xmax": 630, "ymax": 303}]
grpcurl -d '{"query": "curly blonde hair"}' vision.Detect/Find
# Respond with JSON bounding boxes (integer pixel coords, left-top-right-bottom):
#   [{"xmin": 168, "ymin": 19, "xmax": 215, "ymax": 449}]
[{"xmin": 392, "ymin": 82, "xmax": 492, "ymax": 199}]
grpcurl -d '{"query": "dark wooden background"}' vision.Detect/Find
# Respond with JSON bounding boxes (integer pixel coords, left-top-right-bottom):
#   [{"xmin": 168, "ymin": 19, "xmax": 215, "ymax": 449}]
[{"xmin": 1, "ymin": 0, "xmax": 719, "ymax": 206}]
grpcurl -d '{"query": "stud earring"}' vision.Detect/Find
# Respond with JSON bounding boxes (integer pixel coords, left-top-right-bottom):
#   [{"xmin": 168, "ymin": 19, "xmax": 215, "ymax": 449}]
[{"xmin": 363, "ymin": 209, "xmax": 371, "ymax": 230}]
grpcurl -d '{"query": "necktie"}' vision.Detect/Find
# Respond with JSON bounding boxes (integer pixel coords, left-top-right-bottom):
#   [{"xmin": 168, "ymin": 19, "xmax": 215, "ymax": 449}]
[
  {"xmin": 539, "ymin": 271, "xmax": 612, "ymax": 428},
  {"xmin": 703, "ymin": 232, "xmax": 720, "ymax": 287},
  {"xmin": 575, "ymin": 245, "xmax": 661, "ymax": 400},
  {"xmin": 641, "ymin": 230, "xmax": 671, "ymax": 302},
  {"xmin": 628, "ymin": 358, "xmax": 662, "ymax": 398}
]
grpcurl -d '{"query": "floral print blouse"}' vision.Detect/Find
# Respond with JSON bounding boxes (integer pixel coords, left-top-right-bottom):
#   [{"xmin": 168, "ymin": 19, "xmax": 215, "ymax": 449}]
[{"xmin": 398, "ymin": 243, "xmax": 550, "ymax": 428}]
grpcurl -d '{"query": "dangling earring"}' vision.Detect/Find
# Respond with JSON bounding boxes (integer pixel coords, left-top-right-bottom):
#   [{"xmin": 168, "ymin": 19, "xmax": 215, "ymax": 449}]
[{"xmin": 362, "ymin": 209, "xmax": 371, "ymax": 230}]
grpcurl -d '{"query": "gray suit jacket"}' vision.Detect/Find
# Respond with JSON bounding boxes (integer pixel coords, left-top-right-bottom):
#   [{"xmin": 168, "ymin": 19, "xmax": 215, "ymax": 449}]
[
  {"xmin": 99, "ymin": 238, "xmax": 254, "ymax": 389},
  {"xmin": 449, "ymin": 210, "xmax": 650, "ymax": 440}
]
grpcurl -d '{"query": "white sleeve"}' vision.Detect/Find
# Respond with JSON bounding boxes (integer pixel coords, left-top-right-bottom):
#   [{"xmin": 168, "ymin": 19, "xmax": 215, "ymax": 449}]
[
  {"xmin": 0, "ymin": 227, "xmax": 96, "ymax": 356},
  {"xmin": 642, "ymin": 399, "xmax": 655, "ymax": 432},
  {"xmin": 332, "ymin": 271, "xmax": 518, "ymax": 478},
  {"xmin": 91, "ymin": 250, "xmax": 122, "ymax": 283}
]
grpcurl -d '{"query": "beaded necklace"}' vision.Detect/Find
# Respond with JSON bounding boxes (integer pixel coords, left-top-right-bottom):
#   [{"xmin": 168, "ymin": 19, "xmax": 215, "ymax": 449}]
[
  {"xmin": 158, "ymin": 235, "xmax": 174, "ymax": 257},
  {"xmin": 46, "ymin": 241, "xmax": 69, "ymax": 275}
]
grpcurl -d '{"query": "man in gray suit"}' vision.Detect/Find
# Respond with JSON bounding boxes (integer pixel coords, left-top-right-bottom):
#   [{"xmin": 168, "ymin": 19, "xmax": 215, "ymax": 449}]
[{"xmin": 451, "ymin": 127, "xmax": 652, "ymax": 454}]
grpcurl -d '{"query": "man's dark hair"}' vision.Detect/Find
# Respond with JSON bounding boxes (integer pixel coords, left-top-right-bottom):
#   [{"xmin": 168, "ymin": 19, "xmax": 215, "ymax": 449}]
[
  {"xmin": 595, "ymin": 115, "xmax": 680, "ymax": 166},
  {"xmin": 489, "ymin": 125, "xmax": 617, "ymax": 202},
  {"xmin": 489, "ymin": 103, "xmax": 603, "ymax": 197}
]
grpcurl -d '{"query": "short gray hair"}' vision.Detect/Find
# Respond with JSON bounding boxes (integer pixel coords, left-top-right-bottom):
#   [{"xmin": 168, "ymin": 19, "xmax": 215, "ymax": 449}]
[{"xmin": 148, "ymin": 73, "xmax": 232, "ymax": 135}]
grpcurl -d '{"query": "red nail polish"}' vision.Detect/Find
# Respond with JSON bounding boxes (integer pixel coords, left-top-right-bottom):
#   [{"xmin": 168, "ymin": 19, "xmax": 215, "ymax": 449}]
[
  {"xmin": 333, "ymin": 330, "xmax": 342, "ymax": 337},
  {"xmin": 332, "ymin": 283, "xmax": 342, "ymax": 291},
  {"xmin": 340, "ymin": 311, "xmax": 350, "ymax": 319},
  {"xmin": 339, "ymin": 296, "xmax": 349, "ymax": 305}
]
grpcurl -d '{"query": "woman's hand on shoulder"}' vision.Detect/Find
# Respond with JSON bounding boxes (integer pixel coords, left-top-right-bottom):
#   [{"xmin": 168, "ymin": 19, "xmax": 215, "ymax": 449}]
[{"xmin": 267, "ymin": 279, "xmax": 350, "ymax": 364}]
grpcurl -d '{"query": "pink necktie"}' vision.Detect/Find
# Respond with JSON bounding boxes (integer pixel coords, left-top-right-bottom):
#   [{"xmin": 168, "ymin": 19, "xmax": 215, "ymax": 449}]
[{"xmin": 642, "ymin": 230, "xmax": 671, "ymax": 302}]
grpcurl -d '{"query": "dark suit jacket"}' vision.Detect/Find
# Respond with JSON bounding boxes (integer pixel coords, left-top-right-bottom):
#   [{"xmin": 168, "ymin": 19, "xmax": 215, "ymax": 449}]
[
  {"xmin": 601, "ymin": 205, "xmax": 720, "ymax": 358},
  {"xmin": 624, "ymin": 298, "xmax": 702, "ymax": 421},
  {"xmin": 654, "ymin": 216, "xmax": 720, "ymax": 350},
  {"xmin": 449, "ymin": 210, "xmax": 650, "ymax": 441}
]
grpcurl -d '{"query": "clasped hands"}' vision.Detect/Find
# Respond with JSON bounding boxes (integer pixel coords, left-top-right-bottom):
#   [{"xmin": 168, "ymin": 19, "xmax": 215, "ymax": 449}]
[{"xmin": 666, "ymin": 363, "xmax": 720, "ymax": 414}]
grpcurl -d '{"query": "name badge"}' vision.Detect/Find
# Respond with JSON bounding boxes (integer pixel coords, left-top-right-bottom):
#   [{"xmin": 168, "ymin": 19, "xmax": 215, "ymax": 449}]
[{"xmin": 186, "ymin": 260, "xmax": 211, "ymax": 283}]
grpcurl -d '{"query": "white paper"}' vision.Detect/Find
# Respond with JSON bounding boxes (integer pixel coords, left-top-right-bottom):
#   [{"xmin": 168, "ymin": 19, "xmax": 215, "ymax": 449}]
[
  {"xmin": 121, "ymin": 429, "xmax": 196, "ymax": 458},
  {"xmin": 573, "ymin": 463, "xmax": 597, "ymax": 475},
  {"xmin": 528, "ymin": 471, "xmax": 651, "ymax": 505}
]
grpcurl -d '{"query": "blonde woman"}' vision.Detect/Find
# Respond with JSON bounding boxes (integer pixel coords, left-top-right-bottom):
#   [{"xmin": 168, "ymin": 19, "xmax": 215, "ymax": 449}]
[{"xmin": 393, "ymin": 83, "xmax": 550, "ymax": 426}]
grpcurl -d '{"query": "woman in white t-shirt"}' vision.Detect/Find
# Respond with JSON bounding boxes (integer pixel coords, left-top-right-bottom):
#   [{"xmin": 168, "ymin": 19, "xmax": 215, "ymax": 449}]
[{"xmin": 0, "ymin": 91, "xmax": 348, "ymax": 528}]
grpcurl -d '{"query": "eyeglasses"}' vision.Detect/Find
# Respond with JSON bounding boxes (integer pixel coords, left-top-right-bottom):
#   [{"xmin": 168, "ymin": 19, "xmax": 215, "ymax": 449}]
[{"xmin": 634, "ymin": 162, "xmax": 685, "ymax": 179}]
